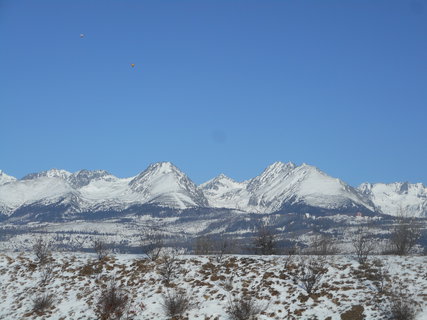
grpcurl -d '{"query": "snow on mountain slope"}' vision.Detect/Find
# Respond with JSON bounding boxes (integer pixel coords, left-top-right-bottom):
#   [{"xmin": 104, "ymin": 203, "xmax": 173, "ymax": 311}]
[
  {"xmin": 359, "ymin": 182, "xmax": 427, "ymax": 217},
  {"xmin": 1, "ymin": 162, "xmax": 425, "ymax": 218},
  {"xmin": 68, "ymin": 169, "xmax": 115, "ymax": 188},
  {"xmin": 0, "ymin": 163, "xmax": 210, "ymax": 216},
  {"xmin": 0, "ymin": 171, "xmax": 16, "ymax": 186},
  {"xmin": 22, "ymin": 168, "xmax": 72, "ymax": 180},
  {"xmin": 129, "ymin": 162, "xmax": 208, "ymax": 208},
  {"xmin": 201, "ymin": 162, "xmax": 375, "ymax": 213},
  {"xmin": 0, "ymin": 176, "xmax": 77, "ymax": 215},
  {"xmin": 247, "ymin": 162, "xmax": 375, "ymax": 213},
  {"xmin": 200, "ymin": 174, "xmax": 249, "ymax": 210}
]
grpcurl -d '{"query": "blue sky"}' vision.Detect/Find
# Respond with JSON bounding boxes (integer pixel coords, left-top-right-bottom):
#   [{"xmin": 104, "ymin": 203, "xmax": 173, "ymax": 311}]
[{"xmin": 1, "ymin": 0, "xmax": 426, "ymax": 185}]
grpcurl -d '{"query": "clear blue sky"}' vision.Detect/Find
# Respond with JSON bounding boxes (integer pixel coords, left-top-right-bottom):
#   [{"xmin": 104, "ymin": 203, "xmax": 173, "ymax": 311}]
[{"xmin": 1, "ymin": 0, "xmax": 426, "ymax": 186}]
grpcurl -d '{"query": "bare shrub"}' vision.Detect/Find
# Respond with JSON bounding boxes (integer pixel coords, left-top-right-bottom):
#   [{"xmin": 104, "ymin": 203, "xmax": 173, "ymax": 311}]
[
  {"xmin": 194, "ymin": 233, "xmax": 234, "ymax": 263},
  {"xmin": 32, "ymin": 236, "xmax": 52, "ymax": 265},
  {"xmin": 141, "ymin": 229, "xmax": 164, "ymax": 261},
  {"xmin": 387, "ymin": 287, "xmax": 419, "ymax": 320},
  {"xmin": 390, "ymin": 215, "xmax": 421, "ymax": 256},
  {"xmin": 158, "ymin": 249, "xmax": 181, "ymax": 284},
  {"xmin": 194, "ymin": 235, "xmax": 214, "ymax": 255},
  {"xmin": 226, "ymin": 294, "xmax": 266, "ymax": 320},
  {"xmin": 39, "ymin": 264, "xmax": 53, "ymax": 286},
  {"xmin": 53, "ymin": 233, "xmax": 84, "ymax": 251},
  {"xmin": 352, "ymin": 225, "xmax": 376, "ymax": 265},
  {"xmin": 32, "ymin": 293, "xmax": 54, "ymax": 313},
  {"xmin": 93, "ymin": 239, "xmax": 109, "ymax": 261},
  {"xmin": 214, "ymin": 234, "xmax": 235, "ymax": 263},
  {"xmin": 220, "ymin": 274, "xmax": 235, "ymax": 292},
  {"xmin": 291, "ymin": 257, "xmax": 327, "ymax": 294},
  {"xmin": 353, "ymin": 259, "xmax": 390, "ymax": 296},
  {"xmin": 95, "ymin": 282, "xmax": 129, "ymax": 320},
  {"xmin": 283, "ymin": 246, "xmax": 297, "ymax": 269},
  {"xmin": 371, "ymin": 259, "xmax": 389, "ymax": 294},
  {"xmin": 308, "ymin": 233, "xmax": 339, "ymax": 255},
  {"xmin": 161, "ymin": 289, "xmax": 193, "ymax": 319},
  {"xmin": 253, "ymin": 224, "xmax": 276, "ymax": 255}
]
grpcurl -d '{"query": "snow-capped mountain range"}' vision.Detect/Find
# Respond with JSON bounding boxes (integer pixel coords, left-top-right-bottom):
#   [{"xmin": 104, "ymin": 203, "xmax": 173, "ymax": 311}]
[{"xmin": 0, "ymin": 162, "xmax": 426, "ymax": 219}]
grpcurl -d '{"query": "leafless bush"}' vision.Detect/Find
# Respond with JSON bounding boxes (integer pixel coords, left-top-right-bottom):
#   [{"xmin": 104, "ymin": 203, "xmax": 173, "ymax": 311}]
[
  {"xmin": 352, "ymin": 225, "xmax": 376, "ymax": 265},
  {"xmin": 220, "ymin": 274, "xmax": 235, "ymax": 292},
  {"xmin": 214, "ymin": 234, "xmax": 235, "ymax": 263},
  {"xmin": 291, "ymin": 257, "xmax": 327, "ymax": 294},
  {"xmin": 253, "ymin": 224, "xmax": 277, "ymax": 255},
  {"xmin": 308, "ymin": 233, "xmax": 339, "ymax": 255},
  {"xmin": 95, "ymin": 282, "xmax": 129, "ymax": 320},
  {"xmin": 226, "ymin": 294, "xmax": 266, "ymax": 320},
  {"xmin": 32, "ymin": 293, "xmax": 54, "ymax": 313},
  {"xmin": 194, "ymin": 233, "xmax": 234, "ymax": 262},
  {"xmin": 39, "ymin": 264, "xmax": 54, "ymax": 286},
  {"xmin": 53, "ymin": 233, "xmax": 84, "ymax": 251},
  {"xmin": 32, "ymin": 236, "xmax": 52, "ymax": 265},
  {"xmin": 140, "ymin": 228, "xmax": 164, "ymax": 261},
  {"xmin": 283, "ymin": 246, "xmax": 297, "ymax": 269},
  {"xmin": 158, "ymin": 249, "xmax": 181, "ymax": 284},
  {"xmin": 93, "ymin": 239, "xmax": 109, "ymax": 261},
  {"xmin": 353, "ymin": 259, "xmax": 390, "ymax": 296},
  {"xmin": 389, "ymin": 215, "xmax": 421, "ymax": 256},
  {"xmin": 161, "ymin": 289, "xmax": 193, "ymax": 319},
  {"xmin": 387, "ymin": 287, "xmax": 419, "ymax": 320},
  {"xmin": 194, "ymin": 235, "xmax": 214, "ymax": 255},
  {"xmin": 371, "ymin": 259, "xmax": 390, "ymax": 294}
]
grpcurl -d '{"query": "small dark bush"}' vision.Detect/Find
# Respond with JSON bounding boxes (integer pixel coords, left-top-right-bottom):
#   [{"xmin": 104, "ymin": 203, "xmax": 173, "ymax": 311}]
[
  {"xmin": 291, "ymin": 257, "xmax": 327, "ymax": 294},
  {"xmin": 389, "ymin": 215, "xmax": 421, "ymax": 256},
  {"xmin": 388, "ymin": 294, "xmax": 418, "ymax": 320},
  {"xmin": 226, "ymin": 295, "xmax": 265, "ymax": 320},
  {"xmin": 93, "ymin": 239, "xmax": 109, "ymax": 261},
  {"xmin": 96, "ymin": 282, "xmax": 129, "ymax": 320},
  {"xmin": 141, "ymin": 229, "xmax": 164, "ymax": 261},
  {"xmin": 32, "ymin": 236, "xmax": 52, "ymax": 265},
  {"xmin": 352, "ymin": 226, "xmax": 376, "ymax": 264},
  {"xmin": 32, "ymin": 293, "xmax": 54, "ymax": 313},
  {"xmin": 161, "ymin": 289, "xmax": 192, "ymax": 319},
  {"xmin": 158, "ymin": 250, "xmax": 181, "ymax": 284},
  {"xmin": 252, "ymin": 224, "xmax": 277, "ymax": 255},
  {"xmin": 39, "ymin": 265, "xmax": 53, "ymax": 286}
]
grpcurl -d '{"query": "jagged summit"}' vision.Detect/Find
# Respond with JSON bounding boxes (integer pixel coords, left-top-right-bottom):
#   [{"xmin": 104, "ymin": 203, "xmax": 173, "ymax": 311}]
[
  {"xmin": 68, "ymin": 169, "xmax": 114, "ymax": 188},
  {"xmin": 200, "ymin": 173, "xmax": 240, "ymax": 188},
  {"xmin": 358, "ymin": 182, "xmax": 427, "ymax": 217},
  {"xmin": 247, "ymin": 161, "xmax": 296, "ymax": 191},
  {"xmin": 143, "ymin": 161, "xmax": 177, "ymax": 173},
  {"xmin": 22, "ymin": 168, "xmax": 72, "ymax": 181},
  {"xmin": 129, "ymin": 162, "xmax": 208, "ymax": 208},
  {"xmin": 0, "ymin": 171, "xmax": 17, "ymax": 186}
]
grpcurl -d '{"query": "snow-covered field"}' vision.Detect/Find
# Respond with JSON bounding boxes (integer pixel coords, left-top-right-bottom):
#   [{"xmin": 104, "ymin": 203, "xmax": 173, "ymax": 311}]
[{"xmin": 1, "ymin": 252, "xmax": 426, "ymax": 319}]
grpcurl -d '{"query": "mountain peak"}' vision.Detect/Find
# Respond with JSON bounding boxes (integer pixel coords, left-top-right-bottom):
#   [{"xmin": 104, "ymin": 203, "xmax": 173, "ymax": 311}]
[
  {"xmin": 68, "ymin": 169, "xmax": 114, "ymax": 188},
  {"xmin": 146, "ymin": 161, "xmax": 178, "ymax": 173},
  {"xmin": 129, "ymin": 162, "xmax": 208, "ymax": 208},
  {"xmin": 200, "ymin": 173, "xmax": 243, "ymax": 190},
  {"xmin": 22, "ymin": 168, "xmax": 72, "ymax": 180},
  {"xmin": 0, "ymin": 170, "xmax": 17, "ymax": 186},
  {"xmin": 266, "ymin": 161, "xmax": 296, "ymax": 171},
  {"xmin": 213, "ymin": 173, "xmax": 237, "ymax": 183}
]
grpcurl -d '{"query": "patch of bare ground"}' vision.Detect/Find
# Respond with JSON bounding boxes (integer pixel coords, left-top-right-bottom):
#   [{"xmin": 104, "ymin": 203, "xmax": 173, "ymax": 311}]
[{"xmin": 340, "ymin": 305, "xmax": 364, "ymax": 320}]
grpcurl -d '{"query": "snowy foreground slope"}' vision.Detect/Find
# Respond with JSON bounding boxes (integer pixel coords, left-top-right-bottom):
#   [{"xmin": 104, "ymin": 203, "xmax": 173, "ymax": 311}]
[{"xmin": 1, "ymin": 253, "xmax": 426, "ymax": 320}]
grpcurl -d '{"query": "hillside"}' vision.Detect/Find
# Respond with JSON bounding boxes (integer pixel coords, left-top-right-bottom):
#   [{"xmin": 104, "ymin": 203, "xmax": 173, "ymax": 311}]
[{"xmin": 1, "ymin": 252, "xmax": 426, "ymax": 319}]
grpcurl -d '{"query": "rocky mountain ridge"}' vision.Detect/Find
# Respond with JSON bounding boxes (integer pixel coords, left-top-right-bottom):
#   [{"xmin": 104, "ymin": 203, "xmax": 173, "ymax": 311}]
[{"xmin": 0, "ymin": 162, "xmax": 426, "ymax": 219}]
